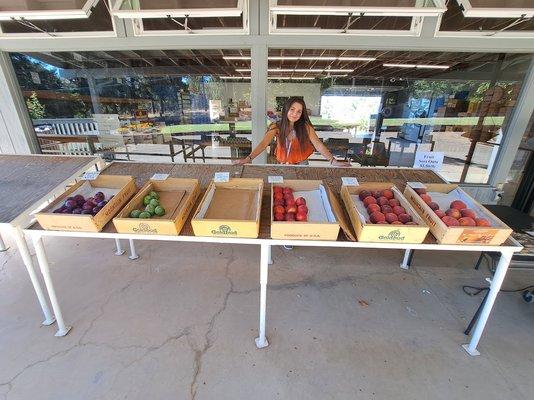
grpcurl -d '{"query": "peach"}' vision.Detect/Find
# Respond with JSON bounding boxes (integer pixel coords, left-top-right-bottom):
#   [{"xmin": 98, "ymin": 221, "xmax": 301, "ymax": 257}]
[
  {"xmin": 445, "ymin": 208, "xmax": 461, "ymax": 219},
  {"xmin": 388, "ymin": 199, "xmax": 400, "ymax": 207},
  {"xmin": 385, "ymin": 212, "xmax": 398, "ymax": 223},
  {"xmin": 285, "ymin": 212, "xmax": 295, "ymax": 221},
  {"xmin": 434, "ymin": 209, "xmax": 445, "ymax": 219},
  {"xmin": 458, "ymin": 217, "xmax": 476, "ymax": 226},
  {"xmin": 367, "ymin": 203, "xmax": 381, "ymax": 214},
  {"xmin": 398, "ymin": 213, "xmax": 412, "ymax": 223},
  {"xmin": 377, "ymin": 196, "xmax": 390, "ymax": 206},
  {"xmin": 297, "ymin": 205, "xmax": 308, "ymax": 214},
  {"xmin": 414, "ymin": 188, "xmax": 427, "ymax": 195},
  {"xmin": 393, "ymin": 206, "xmax": 406, "ymax": 215},
  {"xmin": 428, "ymin": 202, "xmax": 440, "ymax": 211},
  {"xmin": 391, "ymin": 221, "xmax": 403, "ymax": 225},
  {"xmin": 286, "ymin": 205, "xmax": 297, "ymax": 214},
  {"xmin": 381, "ymin": 205, "xmax": 393, "ymax": 214},
  {"xmin": 273, "ymin": 205, "xmax": 285, "ymax": 215},
  {"xmin": 460, "ymin": 208, "xmax": 476, "ymax": 219},
  {"xmin": 371, "ymin": 190, "xmax": 382, "ymax": 199},
  {"xmin": 370, "ymin": 211, "xmax": 386, "ymax": 223},
  {"xmin": 295, "ymin": 197, "xmax": 306, "ymax": 206},
  {"xmin": 382, "ymin": 189, "xmax": 394, "ymax": 199},
  {"xmin": 442, "ymin": 216, "xmax": 460, "ymax": 226},
  {"xmin": 296, "ymin": 212, "xmax": 307, "ymax": 221},
  {"xmin": 358, "ymin": 190, "xmax": 371, "ymax": 201},
  {"xmin": 419, "ymin": 194, "xmax": 432, "ymax": 204},
  {"xmin": 274, "ymin": 212, "xmax": 285, "ymax": 221},
  {"xmin": 363, "ymin": 196, "xmax": 378, "ymax": 207},
  {"xmin": 475, "ymin": 218, "xmax": 491, "ymax": 227},
  {"xmin": 450, "ymin": 200, "xmax": 467, "ymax": 210}
]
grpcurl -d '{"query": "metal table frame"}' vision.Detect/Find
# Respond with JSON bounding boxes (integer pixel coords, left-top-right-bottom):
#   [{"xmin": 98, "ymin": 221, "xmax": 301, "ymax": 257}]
[
  {"xmin": 23, "ymin": 227, "xmax": 522, "ymax": 357},
  {"xmin": 0, "ymin": 155, "xmax": 103, "ymax": 326}
]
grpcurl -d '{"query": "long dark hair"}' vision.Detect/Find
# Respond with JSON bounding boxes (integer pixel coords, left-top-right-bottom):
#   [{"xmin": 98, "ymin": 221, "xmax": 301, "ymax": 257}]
[{"xmin": 278, "ymin": 97, "xmax": 313, "ymax": 150}]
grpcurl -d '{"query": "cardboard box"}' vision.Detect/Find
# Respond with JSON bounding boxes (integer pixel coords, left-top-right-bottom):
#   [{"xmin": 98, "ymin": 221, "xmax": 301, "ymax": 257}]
[
  {"xmin": 270, "ymin": 180, "xmax": 341, "ymax": 241},
  {"xmin": 341, "ymin": 183, "xmax": 429, "ymax": 244},
  {"xmin": 404, "ymin": 183, "xmax": 512, "ymax": 245},
  {"xmin": 113, "ymin": 178, "xmax": 200, "ymax": 235},
  {"xmin": 35, "ymin": 175, "xmax": 136, "ymax": 232},
  {"xmin": 191, "ymin": 178, "xmax": 263, "ymax": 238}
]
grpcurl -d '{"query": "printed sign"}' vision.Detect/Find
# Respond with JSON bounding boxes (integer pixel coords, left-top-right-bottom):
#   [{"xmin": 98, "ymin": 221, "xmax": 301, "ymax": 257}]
[
  {"xmin": 413, "ymin": 152, "xmax": 444, "ymax": 171},
  {"xmin": 341, "ymin": 177, "xmax": 359, "ymax": 186},
  {"xmin": 214, "ymin": 172, "xmax": 230, "ymax": 182},
  {"xmin": 82, "ymin": 171, "xmax": 100, "ymax": 180},
  {"xmin": 151, "ymin": 173, "xmax": 169, "ymax": 181},
  {"xmin": 268, "ymin": 176, "xmax": 284, "ymax": 184}
]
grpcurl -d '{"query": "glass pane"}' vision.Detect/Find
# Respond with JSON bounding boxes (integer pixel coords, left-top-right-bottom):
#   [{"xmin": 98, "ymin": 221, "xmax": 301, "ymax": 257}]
[
  {"xmin": 0, "ymin": 1, "xmax": 112, "ymax": 33},
  {"xmin": 142, "ymin": 16, "xmax": 243, "ymax": 30},
  {"xmin": 0, "ymin": 0, "xmax": 88, "ymax": 12},
  {"xmin": 276, "ymin": 15, "xmax": 412, "ymax": 30},
  {"xmin": 277, "ymin": 0, "xmax": 438, "ymax": 7},
  {"xmin": 119, "ymin": 0, "xmax": 238, "ymax": 11},
  {"xmin": 10, "ymin": 49, "xmax": 251, "ymax": 165}
]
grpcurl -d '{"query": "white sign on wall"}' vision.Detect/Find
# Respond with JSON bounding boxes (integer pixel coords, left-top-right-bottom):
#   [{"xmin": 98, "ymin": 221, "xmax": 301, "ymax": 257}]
[{"xmin": 413, "ymin": 151, "xmax": 444, "ymax": 171}]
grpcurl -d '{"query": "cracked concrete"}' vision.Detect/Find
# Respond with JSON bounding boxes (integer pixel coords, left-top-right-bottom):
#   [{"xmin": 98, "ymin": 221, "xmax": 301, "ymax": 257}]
[{"xmin": 0, "ymin": 234, "xmax": 533, "ymax": 399}]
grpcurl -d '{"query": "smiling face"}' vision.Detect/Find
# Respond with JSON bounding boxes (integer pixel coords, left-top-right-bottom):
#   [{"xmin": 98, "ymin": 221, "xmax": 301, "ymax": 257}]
[{"xmin": 287, "ymin": 102, "xmax": 303, "ymax": 124}]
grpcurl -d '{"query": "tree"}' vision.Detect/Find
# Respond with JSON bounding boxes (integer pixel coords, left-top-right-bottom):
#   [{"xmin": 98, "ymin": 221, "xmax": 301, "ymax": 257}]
[{"xmin": 26, "ymin": 92, "xmax": 45, "ymax": 119}]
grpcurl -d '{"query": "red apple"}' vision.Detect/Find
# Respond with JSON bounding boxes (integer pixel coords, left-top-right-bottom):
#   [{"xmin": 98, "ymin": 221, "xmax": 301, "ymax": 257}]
[
  {"xmin": 273, "ymin": 186, "xmax": 283, "ymax": 194},
  {"xmin": 363, "ymin": 196, "xmax": 377, "ymax": 207},
  {"xmin": 420, "ymin": 194, "xmax": 433, "ymax": 204},
  {"xmin": 297, "ymin": 205, "xmax": 308, "ymax": 214},
  {"xmin": 382, "ymin": 189, "xmax": 394, "ymax": 199},
  {"xmin": 434, "ymin": 209, "xmax": 445, "ymax": 218},
  {"xmin": 458, "ymin": 217, "xmax": 476, "ymax": 227},
  {"xmin": 370, "ymin": 211, "xmax": 386, "ymax": 223},
  {"xmin": 296, "ymin": 212, "xmax": 307, "ymax": 221},
  {"xmin": 286, "ymin": 205, "xmax": 297, "ymax": 214},
  {"xmin": 392, "ymin": 206, "xmax": 406, "ymax": 215},
  {"xmin": 445, "ymin": 208, "xmax": 461, "ymax": 219},
  {"xmin": 388, "ymin": 199, "xmax": 400, "ymax": 207},
  {"xmin": 358, "ymin": 190, "xmax": 371, "ymax": 201},
  {"xmin": 398, "ymin": 213, "xmax": 412, "ymax": 223},
  {"xmin": 282, "ymin": 187, "xmax": 293, "ymax": 195},
  {"xmin": 274, "ymin": 212, "xmax": 285, "ymax": 221},
  {"xmin": 367, "ymin": 203, "xmax": 381, "ymax": 214},
  {"xmin": 381, "ymin": 205, "xmax": 393, "ymax": 214},
  {"xmin": 285, "ymin": 212, "xmax": 295, "ymax": 221},
  {"xmin": 295, "ymin": 197, "xmax": 306, "ymax": 206},
  {"xmin": 442, "ymin": 216, "xmax": 460, "ymax": 226},
  {"xmin": 475, "ymin": 218, "xmax": 491, "ymax": 227},
  {"xmin": 450, "ymin": 200, "xmax": 467, "ymax": 210},
  {"xmin": 460, "ymin": 208, "xmax": 476, "ymax": 219},
  {"xmin": 371, "ymin": 190, "xmax": 382, "ymax": 199},
  {"xmin": 274, "ymin": 193, "xmax": 284, "ymax": 202},
  {"xmin": 285, "ymin": 198, "xmax": 296, "ymax": 207},
  {"xmin": 273, "ymin": 205, "xmax": 285, "ymax": 214},
  {"xmin": 274, "ymin": 198, "xmax": 285, "ymax": 207},
  {"xmin": 385, "ymin": 212, "xmax": 398, "ymax": 223},
  {"xmin": 284, "ymin": 194, "xmax": 294, "ymax": 202},
  {"xmin": 414, "ymin": 188, "xmax": 427, "ymax": 195},
  {"xmin": 377, "ymin": 196, "xmax": 389, "ymax": 206},
  {"xmin": 428, "ymin": 202, "xmax": 440, "ymax": 211}
]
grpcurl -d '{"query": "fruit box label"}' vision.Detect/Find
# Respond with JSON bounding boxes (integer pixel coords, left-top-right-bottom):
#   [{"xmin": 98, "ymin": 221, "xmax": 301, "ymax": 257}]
[
  {"xmin": 283, "ymin": 232, "xmax": 321, "ymax": 239},
  {"xmin": 378, "ymin": 229, "xmax": 406, "ymax": 241},
  {"xmin": 133, "ymin": 222, "xmax": 158, "ymax": 234},
  {"xmin": 457, "ymin": 229, "xmax": 496, "ymax": 244},
  {"xmin": 211, "ymin": 224, "xmax": 238, "ymax": 236}
]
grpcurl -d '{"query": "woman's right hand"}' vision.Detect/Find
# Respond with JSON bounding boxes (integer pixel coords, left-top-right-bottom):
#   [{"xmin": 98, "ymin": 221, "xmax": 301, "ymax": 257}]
[{"xmin": 232, "ymin": 158, "xmax": 250, "ymax": 165}]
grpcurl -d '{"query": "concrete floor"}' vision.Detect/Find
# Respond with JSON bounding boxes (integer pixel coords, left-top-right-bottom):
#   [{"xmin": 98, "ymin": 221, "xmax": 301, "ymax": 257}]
[{"xmin": 0, "ymin": 235, "xmax": 533, "ymax": 400}]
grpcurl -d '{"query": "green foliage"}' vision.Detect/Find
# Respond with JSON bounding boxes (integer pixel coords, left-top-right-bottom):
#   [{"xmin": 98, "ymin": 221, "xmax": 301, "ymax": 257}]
[{"xmin": 26, "ymin": 92, "xmax": 45, "ymax": 119}]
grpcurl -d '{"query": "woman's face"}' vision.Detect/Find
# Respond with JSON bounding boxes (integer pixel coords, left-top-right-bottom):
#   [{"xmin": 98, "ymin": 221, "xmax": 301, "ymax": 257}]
[{"xmin": 287, "ymin": 102, "xmax": 303, "ymax": 123}]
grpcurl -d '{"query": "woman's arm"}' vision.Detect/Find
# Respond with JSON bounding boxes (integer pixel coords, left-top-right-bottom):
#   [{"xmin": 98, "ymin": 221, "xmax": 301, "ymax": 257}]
[
  {"xmin": 307, "ymin": 126, "xmax": 351, "ymax": 167},
  {"xmin": 233, "ymin": 127, "xmax": 278, "ymax": 165}
]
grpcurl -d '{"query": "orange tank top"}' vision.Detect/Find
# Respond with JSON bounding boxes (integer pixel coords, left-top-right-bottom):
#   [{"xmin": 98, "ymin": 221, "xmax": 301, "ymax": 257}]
[{"xmin": 272, "ymin": 124, "xmax": 315, "ymax": 164}]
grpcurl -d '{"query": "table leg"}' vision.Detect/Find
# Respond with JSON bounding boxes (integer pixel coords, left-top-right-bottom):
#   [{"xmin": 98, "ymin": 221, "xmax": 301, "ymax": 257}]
[
  {"xmin": 0, "ymin": 232, "xmax": 8, "ymax": 251},
  {"xmin": 462, "ymin": 250, "xmax": 513, "ymax": 356},
  {"xmin": 32, "ymin": 235, "xmax": 71, "ymax": 336},
  {"xmin": 128, "ymin": 239, "xmax": 139, "ymax": 260},
  {"xmin": 267, "ymin": 244, "xmax": 273, "ymax": 265},
  {"xmin": 11, "ymin": 227, "xmax": 55, "ymax": 326},
  {"xmin": 114, "ymin": 239, "xmax": 125, "ymax": 256},
  {"xmin": 255, "ymin": 243, "xmax": 270, "ymax": 349},
  {"xmin": 400, "ymin": 249, "xmax": 413, "ymax": 270}
]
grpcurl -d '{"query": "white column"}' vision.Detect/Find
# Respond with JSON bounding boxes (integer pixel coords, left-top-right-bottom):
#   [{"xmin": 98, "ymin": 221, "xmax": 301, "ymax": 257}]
[
  {"xmin": 251, "ymin": 44, "xmax": 268, "ymax": 164},
  {"xmin": 255, "ymin": 243, "xmax": 270, "ymax": 348}
]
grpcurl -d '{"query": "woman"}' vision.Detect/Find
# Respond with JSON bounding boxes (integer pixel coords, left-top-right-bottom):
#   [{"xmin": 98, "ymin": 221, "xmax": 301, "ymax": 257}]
[{"xmin": 234, "ymin": 97, "xmax": 351, "ymax": 167}]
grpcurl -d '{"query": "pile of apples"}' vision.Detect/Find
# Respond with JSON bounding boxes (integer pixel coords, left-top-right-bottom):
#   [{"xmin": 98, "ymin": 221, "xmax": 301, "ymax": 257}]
[
  {"xmin": 413, "ymin": 188, "xmax": 491, "ymax": 227},
  {"xmin": 359, "ymin": 189, "xmax": 417, "ymax": 225},
  {"xmin": 53, "ymin": 192, "xmax": 110, "ymax": 216},
  {"xmin": 273, "ymin": 186, "xmax": 308, "ymax": 222}
]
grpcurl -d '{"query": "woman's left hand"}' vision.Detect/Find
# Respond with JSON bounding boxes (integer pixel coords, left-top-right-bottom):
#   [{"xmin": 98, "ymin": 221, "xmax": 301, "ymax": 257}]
[{"xmin": 332, "ymin": 159, "xmax": 351, "ymax": 167}]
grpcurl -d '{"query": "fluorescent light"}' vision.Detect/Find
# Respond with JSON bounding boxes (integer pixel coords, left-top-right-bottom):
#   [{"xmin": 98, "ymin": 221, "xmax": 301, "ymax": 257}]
[
  {"xmin": 220, "ymin": 76, "xmax": 251, "ymax": 79},
  {"xmin": 223, "ymin": 56, "xmax": 251, "ymax": 60},
  {"xmin": 293, "ymin": 69, "xmax": 327, "ymax": 72},
  {"xmin": 268, "ymin": 68, "xmax": 296, "ymax": 72},
  {"xmin": 324, "ymin": 69, "xmax": 354, "ymax": 73},
  {"xmin": 416, "ymin": 64, "xmax": 450, "ymax": 69},
  {"xmin": 268, "ymin": 56, "xmax": 300, "ymax": 60},
  {"xmin": 337, "ymin": 57, "xmax": 376, "ymax": 61},
  {"xmin": 269, "ymin": 76, "xmax": 316, "ymax": 80},
  {"xmin": 299, "ymin": 56, "xmax": 337, "ymax": 61},
  {"xmin": 235, "ymin": 68, "xmax": 251, "ymax": 72},
  {"xmin": 383, "ymin": 63, "xmax": 416, "ymax": 68}
]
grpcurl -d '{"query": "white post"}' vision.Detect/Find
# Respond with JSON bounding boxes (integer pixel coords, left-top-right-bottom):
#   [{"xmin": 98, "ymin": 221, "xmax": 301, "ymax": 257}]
[
  {"xmin": 128, "ymin": 239, "xmax": 139, "ymax": 260},
  {"xmin": 255, "ymin": 243, "xmax": 270, "ymax": 348},
  {"xmin": 462, "ymin": 250, "xmax": 513, "ymax": 356},
  {"xmin": 400, "ymin": 249, "xmax": 412, "ymax": 270},
  {"xmin": 32, "ymin": 235, "xmax": 71, "ymax": 336},
  {"xmin": 11, "ymin": 227, "xmax": 55, "ymax": 325},
  {"xmin": 114, "ymin": 239, "xmax": 125, "ymax": 255},
  {"xmin": 0, "ymin": 233, "xmax": 7, "ymax": 251}
]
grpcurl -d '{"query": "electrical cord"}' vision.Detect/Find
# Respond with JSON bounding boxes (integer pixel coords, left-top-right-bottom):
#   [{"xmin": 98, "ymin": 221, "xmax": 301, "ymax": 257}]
[{"xmin": 462, "ymin": 285, "xmax": 534, "ymax": 296}]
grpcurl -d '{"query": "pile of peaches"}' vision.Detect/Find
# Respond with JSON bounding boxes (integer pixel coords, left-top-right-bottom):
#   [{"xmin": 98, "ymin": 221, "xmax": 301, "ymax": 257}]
[
  {"xmin": 272, "ymin": 186, "xmax": 308, "ymax": 222},
  {"xmin": 413, "ymin": 188, "xmax": 491, "ymax": 227},
  {"xmin": 358, "ymin": 189, "xmax": 418, "ymax": 225}
]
